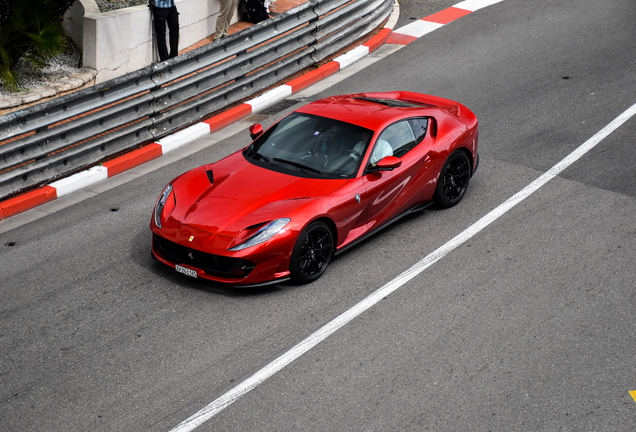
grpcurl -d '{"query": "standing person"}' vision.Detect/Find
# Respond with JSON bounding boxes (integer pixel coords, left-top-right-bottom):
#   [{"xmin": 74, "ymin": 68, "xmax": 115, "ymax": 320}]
[
  {"xmin": 215, "ymin": 0, "xmax": 239, "ymax": 40},
  {"xmin": 150, "ymin": 0, "xmax": 179, "ymax": 61}
]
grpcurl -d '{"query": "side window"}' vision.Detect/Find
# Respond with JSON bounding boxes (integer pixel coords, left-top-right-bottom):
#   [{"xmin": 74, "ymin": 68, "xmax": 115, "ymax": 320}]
[
  {"xmin": 368, "ymin": 138, "xmax": 393, "ymax": 165},
  {"xmin": 376, "ymin": 120, "xmax": 416, "ymax": 160},
  {"xmin": 408, "ymin": 118, "xmax": 428, "ymax": 145}
]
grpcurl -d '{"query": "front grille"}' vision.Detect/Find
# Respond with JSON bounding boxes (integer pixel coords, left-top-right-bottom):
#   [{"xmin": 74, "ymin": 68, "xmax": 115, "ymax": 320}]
[{"xmin": 154, "ymin": 234, "xmax": 255, "ymax": 278}]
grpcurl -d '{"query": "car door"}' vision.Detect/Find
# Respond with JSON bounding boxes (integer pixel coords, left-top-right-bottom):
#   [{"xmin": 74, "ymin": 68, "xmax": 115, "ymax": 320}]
[{"xmin": 363, "ymin": 118, "xmax": 435, "ymax": 230}]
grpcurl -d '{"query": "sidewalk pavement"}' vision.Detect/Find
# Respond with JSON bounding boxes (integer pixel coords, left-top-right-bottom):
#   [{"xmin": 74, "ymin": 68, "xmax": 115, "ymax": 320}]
[{"xmin": 181, "ymin": 0, "xmax": 308, "ymax": 54}]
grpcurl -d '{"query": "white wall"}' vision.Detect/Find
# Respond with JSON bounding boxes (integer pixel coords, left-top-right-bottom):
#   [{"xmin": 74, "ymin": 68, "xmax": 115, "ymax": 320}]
[{"xmin": 63, "ymin": 0, "xmax": 239, "ymax": 84}]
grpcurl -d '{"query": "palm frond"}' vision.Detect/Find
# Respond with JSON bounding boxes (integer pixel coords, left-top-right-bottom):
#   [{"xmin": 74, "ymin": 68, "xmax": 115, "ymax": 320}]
[
  {"xmin": 0, "ymin": 63, "xmax": 23, "ymax": 92},
  {"xmin": 0, "ymin": 0, "xmax": 70, "ymax": 92}
]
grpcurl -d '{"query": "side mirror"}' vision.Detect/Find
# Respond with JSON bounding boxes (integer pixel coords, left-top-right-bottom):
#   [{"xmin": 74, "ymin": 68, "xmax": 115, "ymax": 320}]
[
  {"xmin": 249, "ymin": 123, "xmax": 263, "ymax": 140},
  {"xmin": 374, "ymin": 156, "xmax": 402, "ymax": 172}
]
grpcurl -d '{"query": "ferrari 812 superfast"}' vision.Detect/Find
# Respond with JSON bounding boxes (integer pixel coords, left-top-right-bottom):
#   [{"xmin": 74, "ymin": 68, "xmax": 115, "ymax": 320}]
[{"xmin": 150, "ymin": 92, "xmax": 479, "ymax": 286}]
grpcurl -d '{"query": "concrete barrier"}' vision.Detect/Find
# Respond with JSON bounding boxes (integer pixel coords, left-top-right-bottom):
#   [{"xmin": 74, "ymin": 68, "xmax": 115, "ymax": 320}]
[{"xmin": 62, "ymin": 0, "xmax": 238, "ymax": 83}]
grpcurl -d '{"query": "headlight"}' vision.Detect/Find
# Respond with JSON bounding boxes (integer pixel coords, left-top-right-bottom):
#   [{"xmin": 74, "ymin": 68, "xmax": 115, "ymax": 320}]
[
  {"xmin": 228, "ymin": 218, "xmax": 290, "ymax": 251},
  {"xmin": 154, "ymin": 184, "xmax": 175, "ymax": 228}
]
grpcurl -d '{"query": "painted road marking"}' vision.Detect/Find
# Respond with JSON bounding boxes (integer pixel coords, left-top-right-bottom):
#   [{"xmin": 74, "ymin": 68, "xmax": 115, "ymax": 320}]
[
  {"xmin": 630, "ymin": 391, "xmax": 636, "ymax": 403},
  {"xmin": 169, "ymin": 104, "xmax": 636, "ymax": 431},
  {"xmin": 455, "ymin": 0, "xmax": 506, "ymax": 12}
]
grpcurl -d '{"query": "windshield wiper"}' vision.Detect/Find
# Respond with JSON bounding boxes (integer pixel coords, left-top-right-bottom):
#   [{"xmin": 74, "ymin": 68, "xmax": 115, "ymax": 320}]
[
  {"xmin": 273, "ymin": 158, "xmax": 322, "ymax": 174},
  {"xmin": 245, "ymin": 148, "xmax": 271, "ymax": 164}
]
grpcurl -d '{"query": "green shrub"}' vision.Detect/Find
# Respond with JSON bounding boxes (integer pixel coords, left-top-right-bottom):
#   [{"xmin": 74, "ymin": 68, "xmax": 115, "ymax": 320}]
[{"xmin": 0, "ymin": 0, "xmax": 75, "ymax": 92}]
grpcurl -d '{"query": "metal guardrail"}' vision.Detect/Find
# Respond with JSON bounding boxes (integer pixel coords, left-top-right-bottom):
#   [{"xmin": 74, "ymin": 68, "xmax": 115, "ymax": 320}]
[{"xmin": 0, "ymin": 0, "xmax": 393, "ymax": 200}]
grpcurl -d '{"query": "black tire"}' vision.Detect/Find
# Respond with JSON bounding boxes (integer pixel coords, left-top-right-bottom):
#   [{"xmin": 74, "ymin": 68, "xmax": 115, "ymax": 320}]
[
  {"xmin": 434, "ymin": 150, "xmax": 471, "ymax": 208},
  {"xmin": 290, "ymin": 221, "xmax": 333, "ymax": 283}
]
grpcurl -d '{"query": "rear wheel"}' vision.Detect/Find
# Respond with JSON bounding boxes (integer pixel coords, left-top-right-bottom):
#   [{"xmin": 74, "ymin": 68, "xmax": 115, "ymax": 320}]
[
  {"xmin": 290, "ymin": 221, "xmax": 333, "ymax": 283},
  {"xmin": 434, "ymin": 150, "xmax": 471, "ymax": 208}
]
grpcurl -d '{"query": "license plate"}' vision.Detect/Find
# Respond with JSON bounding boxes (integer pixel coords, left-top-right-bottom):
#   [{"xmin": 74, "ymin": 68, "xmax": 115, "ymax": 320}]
[{"xmin": 175, "ymin": 264, "xmax": 198, "ymax": 278}]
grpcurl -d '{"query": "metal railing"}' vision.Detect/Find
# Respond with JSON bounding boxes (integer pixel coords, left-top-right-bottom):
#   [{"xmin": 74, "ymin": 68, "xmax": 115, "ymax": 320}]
[{"xmin": 0, "ymin": 0, "xmax": 394, "ymax": 200}]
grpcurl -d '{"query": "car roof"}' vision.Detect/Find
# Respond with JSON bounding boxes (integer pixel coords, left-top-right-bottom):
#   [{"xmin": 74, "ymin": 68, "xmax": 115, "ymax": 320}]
[{"xmin": 295, "ymin": 92, "xmax": 459, "ymax": 131}]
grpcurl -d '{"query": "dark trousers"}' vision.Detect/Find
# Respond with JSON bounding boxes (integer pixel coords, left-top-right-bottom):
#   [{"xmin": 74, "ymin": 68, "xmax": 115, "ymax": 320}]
[{"xmin": 153, "ymin": 6, "xmax": 179, "ymax": 61}]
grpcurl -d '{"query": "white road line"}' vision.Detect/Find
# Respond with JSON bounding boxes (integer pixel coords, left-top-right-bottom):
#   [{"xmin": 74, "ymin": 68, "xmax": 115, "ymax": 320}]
[{"xmin": 169, "ymin": 103, "xmax": 636, "ymax": 432}]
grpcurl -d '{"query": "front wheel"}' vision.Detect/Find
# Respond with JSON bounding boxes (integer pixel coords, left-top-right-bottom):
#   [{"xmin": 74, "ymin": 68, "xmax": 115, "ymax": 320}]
[
  {"xmin": 434, "ymin": 150, "xmax": 471, "ymax": 208},
  {"xmin": 290, "ymin": 221, "xmax": 333, "ymax": 283}
]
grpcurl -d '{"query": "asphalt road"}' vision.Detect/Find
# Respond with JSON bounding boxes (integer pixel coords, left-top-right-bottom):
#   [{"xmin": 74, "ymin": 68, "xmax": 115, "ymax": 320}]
[{"xmin": 2, "ymin": 0, "xmax": 636, "ymax": 430}]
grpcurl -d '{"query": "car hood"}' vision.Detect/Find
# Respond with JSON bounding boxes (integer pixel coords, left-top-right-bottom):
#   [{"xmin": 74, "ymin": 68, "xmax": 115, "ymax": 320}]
[{"xmin": 170, "ymin": 152, "xmax": 347, "ymax": 237}]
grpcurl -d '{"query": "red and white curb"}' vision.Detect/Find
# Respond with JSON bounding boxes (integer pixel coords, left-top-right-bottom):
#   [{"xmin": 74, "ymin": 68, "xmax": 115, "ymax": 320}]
[
  {"xmin": 0, "ymin": 0, "xmax": 504, "ymax": 222},
  {"xmin": 388, "ymin": 0, "xmax": 503, "ymax": 44}
]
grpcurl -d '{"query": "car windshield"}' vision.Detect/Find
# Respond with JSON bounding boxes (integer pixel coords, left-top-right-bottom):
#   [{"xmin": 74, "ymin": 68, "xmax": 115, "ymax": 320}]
[{"xmin": 244, "ymin": 113, "xmax": 373, "ymax": 179}]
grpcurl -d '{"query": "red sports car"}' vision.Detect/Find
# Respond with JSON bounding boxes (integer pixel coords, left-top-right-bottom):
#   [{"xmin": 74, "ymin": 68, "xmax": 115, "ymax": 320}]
[{"xmin": 150, "ymin": 92, "xmax": 479, "ymax": 287}]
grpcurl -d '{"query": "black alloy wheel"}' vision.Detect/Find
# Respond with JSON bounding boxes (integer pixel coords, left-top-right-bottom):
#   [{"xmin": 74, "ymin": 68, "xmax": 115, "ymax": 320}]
[
  {"xmin": 290, "ymin": 221, "xmax": 333, "ymax": 283},
  {"xmin": 434, "ymin": 150, "xmax": 471, "ymax": 208}
]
